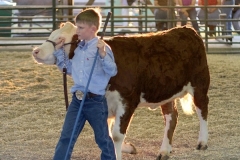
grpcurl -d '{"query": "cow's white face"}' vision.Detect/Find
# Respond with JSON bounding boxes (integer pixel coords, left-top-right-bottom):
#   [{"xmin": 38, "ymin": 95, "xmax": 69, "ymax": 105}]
[{"xmin": 32, "ymin": 22, "xmax": 77, "ymax": 65}]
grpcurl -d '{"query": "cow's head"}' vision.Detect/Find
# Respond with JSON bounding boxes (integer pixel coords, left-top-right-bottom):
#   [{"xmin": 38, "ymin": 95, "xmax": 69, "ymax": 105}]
[{"xmin": 32, "ymin": 22, "xmax": 78, "ymax": 64}]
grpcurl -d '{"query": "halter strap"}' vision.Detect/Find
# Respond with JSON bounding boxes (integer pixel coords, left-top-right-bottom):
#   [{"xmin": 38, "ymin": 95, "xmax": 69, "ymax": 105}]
[
  {"xmin": 46, "ymin": 39, "xmax": 79, "ymax": 51},
  {"xmin": 46, "ymin": 39, "xmax": 57, "ymax": 46},
  {"xmin": 46, "ymin": 39, "xmax": 57, "ymax": 51}
]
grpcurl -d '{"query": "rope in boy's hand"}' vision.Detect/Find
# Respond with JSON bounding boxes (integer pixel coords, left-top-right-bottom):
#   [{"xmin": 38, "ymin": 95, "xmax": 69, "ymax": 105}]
[{"xmin": 97, "ymin": 39, "xmax": 106, "ymax": 58}]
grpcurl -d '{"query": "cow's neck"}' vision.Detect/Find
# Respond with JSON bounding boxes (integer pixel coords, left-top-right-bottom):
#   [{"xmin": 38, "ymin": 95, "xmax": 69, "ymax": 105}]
[{"xmin": 69, "ymin": 34, "xmax": 80, "ymax": 59}]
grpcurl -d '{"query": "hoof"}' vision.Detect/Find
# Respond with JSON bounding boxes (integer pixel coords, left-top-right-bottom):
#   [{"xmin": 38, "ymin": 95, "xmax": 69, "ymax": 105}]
[
  {"xmin": 129, "ymin": 144, "xmax": 137, "ymax": 154},
  {"xmin": 196, "ymin": 143, "xmax": 208, "ymax": 150},
  {"xmin": 121, "ymin": 142, "xmax": 137, "ymax": 154},
  {"xmin": 156, "ymin": 154, "xmax": 170, "ymax": 160}
]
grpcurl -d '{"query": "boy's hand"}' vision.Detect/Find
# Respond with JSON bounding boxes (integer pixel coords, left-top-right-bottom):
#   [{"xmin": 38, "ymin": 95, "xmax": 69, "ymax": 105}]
[
  {"xmin": 55, "ymin": 37, "xmax": 65, "ymax": 50},
  {"xmin": 97, "ymin": 39, "xmax": 106, "ymax": 58}
]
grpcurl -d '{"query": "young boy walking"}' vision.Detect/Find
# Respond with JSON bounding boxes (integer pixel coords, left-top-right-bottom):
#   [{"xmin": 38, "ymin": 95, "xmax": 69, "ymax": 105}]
[{"xmin": 52, "ymin": 8, "xmax": 117, "ymax": 160}]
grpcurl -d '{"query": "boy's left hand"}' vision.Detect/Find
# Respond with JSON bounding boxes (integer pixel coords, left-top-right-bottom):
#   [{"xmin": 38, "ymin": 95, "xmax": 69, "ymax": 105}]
[{"xmin": 97, "ymin": 39, "xmax": 106, "ymax": 58}]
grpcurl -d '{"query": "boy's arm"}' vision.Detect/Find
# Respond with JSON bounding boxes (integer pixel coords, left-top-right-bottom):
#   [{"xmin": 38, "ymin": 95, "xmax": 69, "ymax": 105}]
[
  {"xmin": 99, "ymin": 46, "xmax": 117, "ymax": 77},
  {"xmin": 53, "ymin": 49, "xmax": 72, "ymax": 76},
  {"xmin": 53, "ymin": 37, "xmax": 72, "ymax": 75}
]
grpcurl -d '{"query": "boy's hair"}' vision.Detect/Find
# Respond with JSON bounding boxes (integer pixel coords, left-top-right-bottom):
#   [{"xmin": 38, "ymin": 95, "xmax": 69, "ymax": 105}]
[{"xmin": 75, "ymin": 8, "xmax": 102, "ymax": 31}]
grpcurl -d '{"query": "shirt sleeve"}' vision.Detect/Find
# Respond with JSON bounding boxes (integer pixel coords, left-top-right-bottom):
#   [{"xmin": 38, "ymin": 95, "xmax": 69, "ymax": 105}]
[
  {"xmin": 100, "ymin": 46, "xmax": 117, "ymax": 77},
  {"xmin": 53, "ymin": 48, "xmax": 72, "ymax": 76}
]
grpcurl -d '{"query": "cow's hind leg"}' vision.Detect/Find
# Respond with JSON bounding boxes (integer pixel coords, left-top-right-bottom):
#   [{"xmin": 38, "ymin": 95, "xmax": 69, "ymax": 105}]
[
  {"xmin": 194, "ymin": 90, "xmax": 209, "ymax": 150},
  {"xmin": 156, "ymin": 101, "xmax": 178, "ymax": 160}
]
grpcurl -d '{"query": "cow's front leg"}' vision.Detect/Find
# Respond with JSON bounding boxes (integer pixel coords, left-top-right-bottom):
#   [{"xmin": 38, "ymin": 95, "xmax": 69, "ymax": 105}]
[
  {"xmin": 112, "ymin": 105, "xmax": 137, "ymax": 160},
  {"xmin": 108, "ymin": 117, "xmax": 136, "ymax": 152},
  {"xmin": 157, "ymin": 101, "xmax": 178, "ymax": 160}
]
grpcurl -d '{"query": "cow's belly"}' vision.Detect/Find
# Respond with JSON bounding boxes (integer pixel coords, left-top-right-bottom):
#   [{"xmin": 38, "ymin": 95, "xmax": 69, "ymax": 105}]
[
  {"xmin": 105, "ymin": 90, "xmax": 125, "ymax": 118},
  {"xmin": 138, "ymin": 82, "xmax": 194, "ymax": 109},
  {"xmin": 106, "ymin": 82, "xmax": 194, "ymax": 116}
]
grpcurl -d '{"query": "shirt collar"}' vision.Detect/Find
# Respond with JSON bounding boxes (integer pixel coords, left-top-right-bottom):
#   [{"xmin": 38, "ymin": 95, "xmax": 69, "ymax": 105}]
[{"xmin": 78, "ymin": 37, "xmax": 98, "ymax": 49}]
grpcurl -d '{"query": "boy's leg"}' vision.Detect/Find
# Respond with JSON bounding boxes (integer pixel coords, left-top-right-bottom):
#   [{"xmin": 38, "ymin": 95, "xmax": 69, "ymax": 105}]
[
  {"xmin": 85, "ymin": 95, "xmax": 116, "ymax": 160},
  {"xmin": 53, "ymin": 94, "xmax": 86, "ymax": 160}
]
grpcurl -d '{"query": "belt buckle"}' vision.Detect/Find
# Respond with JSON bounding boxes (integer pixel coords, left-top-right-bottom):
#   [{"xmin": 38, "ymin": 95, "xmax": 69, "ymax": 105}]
[{"xmin": 75, "ymin": 90, "xmax": 84, "ymax": 100}]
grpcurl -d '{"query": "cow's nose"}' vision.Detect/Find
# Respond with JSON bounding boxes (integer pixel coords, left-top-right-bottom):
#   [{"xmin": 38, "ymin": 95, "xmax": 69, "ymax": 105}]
[{"xmin": 33, "ymin": 48, "xmax": 39, "ymax": 55}]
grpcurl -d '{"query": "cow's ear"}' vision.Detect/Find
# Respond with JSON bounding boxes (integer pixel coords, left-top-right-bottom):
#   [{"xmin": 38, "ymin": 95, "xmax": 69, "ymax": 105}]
[{"xmin": 59, "ymin": 23, "xmax": 65, "ymax": 28}]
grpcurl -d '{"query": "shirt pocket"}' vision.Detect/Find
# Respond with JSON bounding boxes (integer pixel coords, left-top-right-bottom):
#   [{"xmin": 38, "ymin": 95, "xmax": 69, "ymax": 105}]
[{"xmin": 85, "ymin": 55, "xmax": 102, "ymax": 73}]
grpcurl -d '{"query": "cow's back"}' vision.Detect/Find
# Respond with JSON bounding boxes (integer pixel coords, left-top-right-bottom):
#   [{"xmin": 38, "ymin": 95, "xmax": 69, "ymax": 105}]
[{"xmin": 106, "ymin": 27, "xmax": 209, "ymax": 102}]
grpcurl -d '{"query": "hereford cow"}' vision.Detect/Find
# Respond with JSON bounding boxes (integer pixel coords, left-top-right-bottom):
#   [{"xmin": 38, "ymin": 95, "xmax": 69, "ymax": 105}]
[{"xmin": 32, "ymin": 22, "xmax": 210, "ymax": 160}]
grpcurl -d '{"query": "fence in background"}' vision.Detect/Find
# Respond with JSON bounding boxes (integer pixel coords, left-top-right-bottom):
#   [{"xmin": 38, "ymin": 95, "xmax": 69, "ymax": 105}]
[{"xmin": 0, "ymin": 2, "xmax": 240, "ymax": 53}]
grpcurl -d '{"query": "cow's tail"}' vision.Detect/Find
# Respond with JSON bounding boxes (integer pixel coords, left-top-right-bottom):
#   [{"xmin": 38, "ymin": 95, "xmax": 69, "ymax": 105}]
[{"xmin": 179, "ymin": 93, "xmax": 195, "ymax": 115}]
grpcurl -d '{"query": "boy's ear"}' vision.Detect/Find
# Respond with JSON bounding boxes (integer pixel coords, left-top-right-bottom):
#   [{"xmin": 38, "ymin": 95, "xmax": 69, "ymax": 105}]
[{"xmin": 91, "ymin": 25, "xmax": 98, "ymax": 32}]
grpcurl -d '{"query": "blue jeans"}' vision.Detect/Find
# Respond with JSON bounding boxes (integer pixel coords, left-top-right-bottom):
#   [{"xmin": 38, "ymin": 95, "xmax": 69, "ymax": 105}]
[
  {"xmin": 179, "ymin": 9, "xmax": 199, "ymax": 33},
  {"xmin": 221, "ymin": 0, "xmax": 235, "ymax": 35},
  {"xmin": 53, "ymin": 93, "xmax": 116, "ymax": 160}
]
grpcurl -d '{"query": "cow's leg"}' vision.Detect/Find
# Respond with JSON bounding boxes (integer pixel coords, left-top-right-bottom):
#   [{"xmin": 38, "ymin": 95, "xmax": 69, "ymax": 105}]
[
  {"xmin": 193, "ymin": 90, "xmax": 209, "ymax": 150},
  {"xmin": 107, "ymin": 117, "xmax": 115, "ymax": 138},
  {"xmin": 157, "ymin": 101, "xmax": 178, "ymax": 160},
  {"xmin": 112, "ymin": 104, "xmax": 137, "ymax": 160},
  {"xmin": 109, "ymin": 114, "xmax": 136, "ymax": 157}
]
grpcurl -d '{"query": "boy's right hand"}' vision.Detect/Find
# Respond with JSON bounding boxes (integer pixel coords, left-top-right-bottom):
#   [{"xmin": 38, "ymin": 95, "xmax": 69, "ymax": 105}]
[{"xmin": 55, "ymin": 37, "xmax": 65, "ymax": 50}]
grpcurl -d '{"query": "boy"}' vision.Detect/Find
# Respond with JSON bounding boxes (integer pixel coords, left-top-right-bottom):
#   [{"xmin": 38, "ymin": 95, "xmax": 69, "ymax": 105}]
[{"xmin": 53, "ymin": 8, "xmax": 117, "ymax": 160}]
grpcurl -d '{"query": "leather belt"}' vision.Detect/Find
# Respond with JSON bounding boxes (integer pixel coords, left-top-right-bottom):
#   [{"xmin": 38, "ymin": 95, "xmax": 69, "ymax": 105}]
[
  {"xmin": 75, "ymin": 90, "xmax": 98, "ymax": 100},
  {"xmin": 88, "ymin": 92, "xmax": 98, "ymax": 98}
]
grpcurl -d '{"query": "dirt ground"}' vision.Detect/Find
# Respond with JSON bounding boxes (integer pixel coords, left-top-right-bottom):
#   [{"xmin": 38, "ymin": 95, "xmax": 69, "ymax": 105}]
[{"xmin": 0, "ymin": 51, "xmax": 240, "ymax": 160}]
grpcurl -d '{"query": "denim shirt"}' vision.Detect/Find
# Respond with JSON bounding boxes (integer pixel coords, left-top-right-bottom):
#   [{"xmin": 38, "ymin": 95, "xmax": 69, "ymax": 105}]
[{"xmin": 54, "ymin": 37, "xmax": 117, "ymax": 95}]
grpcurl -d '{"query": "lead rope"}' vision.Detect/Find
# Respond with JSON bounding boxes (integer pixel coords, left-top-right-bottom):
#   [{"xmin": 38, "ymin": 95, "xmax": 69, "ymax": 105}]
[
  {"xmin": 46, "ymin": 38, "xmax": 78, "ymax": 111},
  {"xmin": 62, "ymin": 47, "xmax": 69, "ymax": 111},
  {"xmin": 64, "ymin": 12, "xmax": 112, "ymax": 160}
]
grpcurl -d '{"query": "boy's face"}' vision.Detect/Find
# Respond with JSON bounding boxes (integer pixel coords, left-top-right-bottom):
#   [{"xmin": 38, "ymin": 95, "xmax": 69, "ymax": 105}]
[{"xmin": 76, "ymin": 22, "xmax": 97, "ymax": 41}]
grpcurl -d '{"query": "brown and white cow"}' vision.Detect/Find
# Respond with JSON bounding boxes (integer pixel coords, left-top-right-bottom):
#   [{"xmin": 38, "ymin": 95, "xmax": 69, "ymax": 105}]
[{"xmin": 32, "ymin": 22, "xmax": 210, "ymax": 160}]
